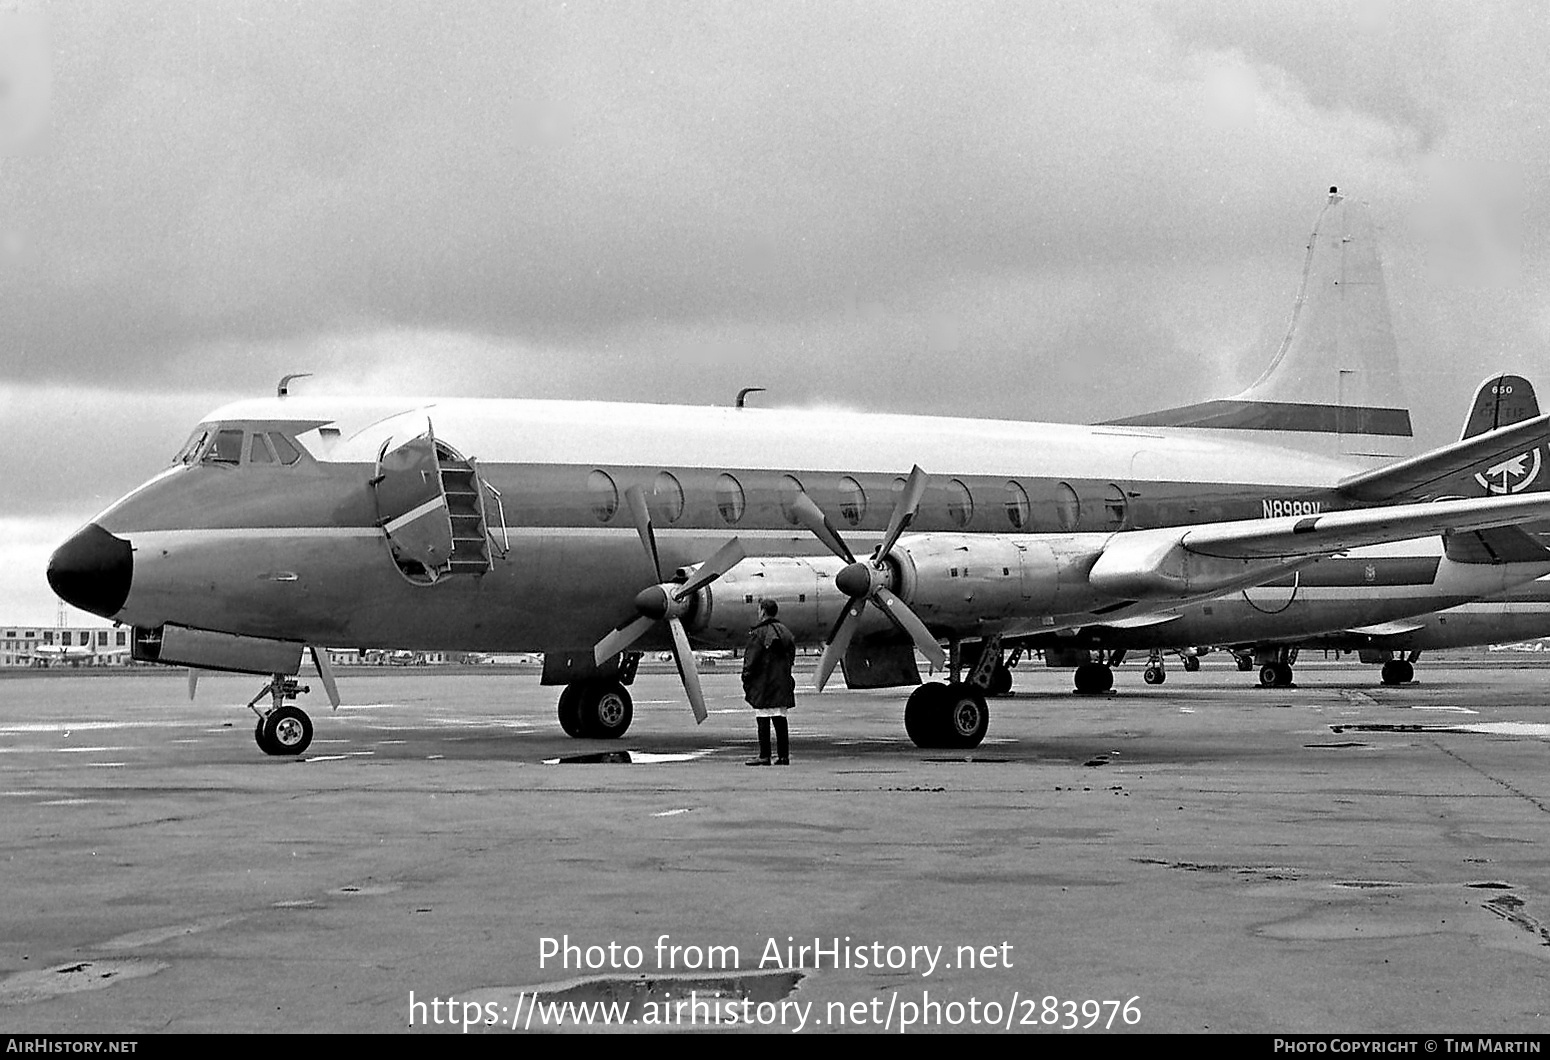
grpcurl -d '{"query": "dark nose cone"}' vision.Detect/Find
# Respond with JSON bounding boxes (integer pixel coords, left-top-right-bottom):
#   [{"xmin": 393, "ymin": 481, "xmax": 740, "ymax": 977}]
[{"xmin": 47, "ymin": 523, "xmax": 133, "ymax": 618}]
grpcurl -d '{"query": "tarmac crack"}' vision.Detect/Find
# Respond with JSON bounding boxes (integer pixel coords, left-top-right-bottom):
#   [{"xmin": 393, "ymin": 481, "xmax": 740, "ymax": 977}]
[{"xmin": 1429, "ymin": 740, "xmax": 1550, "ymax": 815}]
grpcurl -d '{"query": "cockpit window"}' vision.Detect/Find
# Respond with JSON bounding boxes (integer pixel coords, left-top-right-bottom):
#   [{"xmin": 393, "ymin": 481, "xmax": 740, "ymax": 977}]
[
  {"xmin": 202, "ymin": 428, "xmax": 245, "ymax": 465},
  {"xmin": 268, "ymin": 432, "xmax": 301, "ymax": 465},
  {"xmin": 249, "ymin": 433, "xmax": 276, "ymax": 464},
  {"xmin": 173, "ymin": 429, "xmax": 210, "ymax": 465}
]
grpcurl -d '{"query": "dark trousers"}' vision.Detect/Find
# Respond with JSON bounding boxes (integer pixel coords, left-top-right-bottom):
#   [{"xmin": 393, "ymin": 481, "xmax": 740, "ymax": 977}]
[{"xmin": 756, "ymin": 716, "xmax": 789, "ymax": 761}]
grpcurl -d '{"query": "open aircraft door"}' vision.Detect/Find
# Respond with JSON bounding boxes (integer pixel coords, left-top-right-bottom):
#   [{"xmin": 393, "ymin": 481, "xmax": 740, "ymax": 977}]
[{"xmin": 371, "ymin": 425, "xmax": 500, "ymax": 584}]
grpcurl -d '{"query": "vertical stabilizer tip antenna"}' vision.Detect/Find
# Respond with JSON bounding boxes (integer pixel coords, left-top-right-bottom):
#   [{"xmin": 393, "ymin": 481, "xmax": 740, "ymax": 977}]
[
  {"xmin": 278, "ymin": 373, "xmax": 312, "ymax": 398},
  {"xmin": 736, "ymin": 386, "xmax": 765, "ymax": 409}
]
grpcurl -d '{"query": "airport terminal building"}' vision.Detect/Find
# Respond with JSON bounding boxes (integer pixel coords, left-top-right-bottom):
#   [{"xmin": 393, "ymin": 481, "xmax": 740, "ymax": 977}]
[{"xmin": 1, "ymin": 624, "xmax": 131, "ymax": 667}]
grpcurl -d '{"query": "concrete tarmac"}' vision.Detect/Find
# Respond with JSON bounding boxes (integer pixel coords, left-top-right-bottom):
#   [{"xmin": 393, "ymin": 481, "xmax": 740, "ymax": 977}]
[{"xmin": 1, "ymin": 659, "xmax": 1547, "ymax": 1034}]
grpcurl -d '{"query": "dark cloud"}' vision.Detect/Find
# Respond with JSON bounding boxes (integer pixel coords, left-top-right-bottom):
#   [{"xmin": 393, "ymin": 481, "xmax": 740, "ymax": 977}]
[{"xmin": 4, "ymin": 1, "xmax": 1550, "ymax": 621}]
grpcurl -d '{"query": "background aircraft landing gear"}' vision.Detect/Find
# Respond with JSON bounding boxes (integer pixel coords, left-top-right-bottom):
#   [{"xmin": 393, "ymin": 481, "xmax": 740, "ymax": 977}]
[
  {"xmin": 560, "ymin": 678, "xmax": 633, "ymax": 739},
  {"xmin": 1073, "ymin": 661, "xmax": 1114, "ymax": 695},
  {"xmin": 904, "ymin": 682, "xmax": 989, "ymax": 750},
  {"xmin": 1143, "ymin": 649, "xmax": 1166, "ymax": 685},
  {"xmin": 1380, "ymin": 660, "xmax": 1415, "ymax": 685},
  {"xmin": 247, "ymin": 675, "xmax": 314, "ymax": 756},
  {"xmin": 1258, "ymin": 662, "xmax": 1294, "ymax": 688},
  {"xmin": 1182, "ymin": 654, "xmax": 1201, "ymax": 673}
]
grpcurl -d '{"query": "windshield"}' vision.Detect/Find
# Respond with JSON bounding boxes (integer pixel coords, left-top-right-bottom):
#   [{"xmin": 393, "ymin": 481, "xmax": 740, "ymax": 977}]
[{"xmin": 173, "ymin": 428, "xmax": 211, "ymax": 465}]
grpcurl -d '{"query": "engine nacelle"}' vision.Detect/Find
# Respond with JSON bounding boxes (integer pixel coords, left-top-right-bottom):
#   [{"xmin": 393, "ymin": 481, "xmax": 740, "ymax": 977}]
[
  {"xmin": 694, "ymin": 555, "xmax": 853, "ymax": 645},
  {"xmin": 891, "ymin": 534, "xmax": 1103, "ymax": 629},
  {"xmin": 133, "ymin": 624, "xmax": 304, "ymax": 675}
]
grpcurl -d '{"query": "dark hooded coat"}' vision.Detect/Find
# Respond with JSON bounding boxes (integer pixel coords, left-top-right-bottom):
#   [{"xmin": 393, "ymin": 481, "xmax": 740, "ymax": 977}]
[{"xmin": 742, "ymin": 617, "xmax": 796, "ymax": 710}]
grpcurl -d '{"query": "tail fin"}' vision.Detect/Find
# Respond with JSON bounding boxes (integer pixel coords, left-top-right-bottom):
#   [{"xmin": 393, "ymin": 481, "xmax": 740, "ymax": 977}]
[
  {"xmin": 1104, "ymin": 189, "xmax": 1414, "ymax": 460},
  {"xmin": 1460, "ymin": 374, "xmax": 1539, "ymax": 442}
]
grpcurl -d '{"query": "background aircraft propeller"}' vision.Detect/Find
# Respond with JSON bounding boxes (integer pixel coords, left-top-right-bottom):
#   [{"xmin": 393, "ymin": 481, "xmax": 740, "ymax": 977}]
[
  {"xmin": 790, "ymin": 465, "xmax": 947, "ymax": 690},
  {"xmin": 593, "ymin": 485, "xmax": 745, "ymax": 722}
]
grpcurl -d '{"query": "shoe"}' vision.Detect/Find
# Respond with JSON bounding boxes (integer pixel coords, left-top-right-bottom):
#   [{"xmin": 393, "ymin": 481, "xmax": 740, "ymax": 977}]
[
  {"xmin": 774, "ymin": 757, "xmax": 790, "ymax": 766},
  {"xmin": 746, "ymin": 757, "xmax": 771, "ymax": 766}
]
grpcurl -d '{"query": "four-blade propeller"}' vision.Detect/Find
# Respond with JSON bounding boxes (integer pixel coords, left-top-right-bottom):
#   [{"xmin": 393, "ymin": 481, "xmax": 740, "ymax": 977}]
[
  {"xmin": 592, "ymin": 486, "xmax": 745, "ymax": 723},
  {"xmin": 790, "ymin": 465, "xmax": 947, "ymax": 690}
]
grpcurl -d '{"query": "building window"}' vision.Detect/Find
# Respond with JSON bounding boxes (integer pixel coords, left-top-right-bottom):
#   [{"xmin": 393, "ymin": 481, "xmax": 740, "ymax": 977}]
[
  {"xmin": 654, "ymin": 471, "xmax": 685, "ymax": 523},
  {"xmin": 715, "ymin": 473, "xmax": 746, "ymax": 525},
  {"xmin": 587, "ymin": 470, "xmax": 618, "ymax": 522},
  {"xmin": 838, "ymin": 476, "xmax": 867, "ymax": 526},
  {"xmin": 1005, "ymin": 481, "xmax": 1030, "ymax": 529}
]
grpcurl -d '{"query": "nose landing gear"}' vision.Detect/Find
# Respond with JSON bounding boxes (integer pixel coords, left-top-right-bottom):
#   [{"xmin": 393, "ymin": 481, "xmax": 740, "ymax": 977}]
[{"xmin": 248, "ymin": 675, "xmax": 316, "ymax": 756}]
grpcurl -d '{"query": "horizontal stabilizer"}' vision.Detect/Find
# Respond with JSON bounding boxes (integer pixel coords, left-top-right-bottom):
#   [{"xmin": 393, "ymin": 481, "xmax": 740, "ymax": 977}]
[
  {"xmin": 1089, "ymin": 612, "xmax": 1184, "ymax": 630},
  {"xmin": 1443, "ymin": 526, "xmax": 1550, "ymax": 565},
  {"xmin": 1337, "ymin": 412, "xmax": 1550, "ymax": 502},
  {"xmin": 1343, "ymin": 620, "xmax": 1427, "ymax": 637}
]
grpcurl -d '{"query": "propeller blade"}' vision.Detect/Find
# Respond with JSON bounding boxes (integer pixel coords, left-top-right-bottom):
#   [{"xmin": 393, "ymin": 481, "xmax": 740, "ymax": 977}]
[
  {"xmin": 623, "ymin": 485, "xmax": 662, "ymax": 582},
  {"xmin": 187, "ymin": 668, "xmax": 199, "ymax": 701},
  {"xmin": 814, "ymin": 597, "xmax": 866, "ymax": 692},
  {"xmin": 873, "ymin": 585, "xmax": 947, "ymax": 668},
  {"xmin": 666, "ymin": 617, "xmax": 709, "ymax": 724},
  {"xmin": 877, "ymin": 465, "xmax": 929, "ymax": 559},
  {"xmin": 310, "ymin": 645, "xmax": 341, "ymax": 709},
  {"xmin": 789, "ymin": 493, "xmax": 856, "ymax": 564},
  {"xmin": 674, "ymin": 537, "xmax": 746, "ymax": 599},
  {"xmin": 593, "ymin": 614, "xmax": 656, "ymax": 666}
]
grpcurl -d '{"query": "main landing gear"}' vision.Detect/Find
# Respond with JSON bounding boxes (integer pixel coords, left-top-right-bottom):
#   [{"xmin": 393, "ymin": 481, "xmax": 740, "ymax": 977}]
[
  {"xmin": 557, "ymin": 678, "xmax": 635, "ymax": 739},
  {"xmin": 1380, "ymin": 652, "xmax": 1420, "ymax": 685},
  {"xmin": 1255, "ymin": 647, "xmax": 1298, "ymax": 688},
  {"xmin": 1073, "ymin": 650, "xmax": 1124, "ymax": 695},
  {"xmin": 904, "ymin": 682, "xmax": 990, "ymax": 749},
  {"xmin": 248, "ymin": 675, "xmax": 315, "ymax": 756}
]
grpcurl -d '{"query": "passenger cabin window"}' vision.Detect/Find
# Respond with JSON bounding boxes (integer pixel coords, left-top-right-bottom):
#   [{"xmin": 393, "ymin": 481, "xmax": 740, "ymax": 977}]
[
  {"xmin": 838, "ymin": 477, "xmax": 867, "ymax": 526},
  {"xmin": 654, "ymin": 471, "xmax": 685, "ymax": 523},
  {"xmin": 946, "ymin": 479, "xmax": 974, "ymax": 528},
  {"xmin": 1104, "ymin": 483, "xmax": 1128, "ymax": 529},
  {"xmin": 1005, "ymin": 481, "xmax": 1030, "ymax": 529},
  {"xmin": 778, "ymin": 475, "xmax": 806, "ymax": 525},
  {"xmin": 716, "ymin": 473, "xmax": 746, "ymax": 524},
  {"xmin": 202, "ymin": 429, "xmax": 244, "ymax": 465},
  {"xmin": 1055, "ymin": 482, "xmax": 1081, "ymax": 531},
  {"xmin": 588, "ymin": 470, "xmax": 618, "ymax": 522}
]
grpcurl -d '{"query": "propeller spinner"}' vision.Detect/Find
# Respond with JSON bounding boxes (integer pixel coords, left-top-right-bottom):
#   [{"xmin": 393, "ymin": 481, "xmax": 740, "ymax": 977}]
[
  {"xmin": 593, "ymin": 486, "xmax": 745, "ymax": 723},
  {"xmin": 790, "ymin": 465, "xmax": 947, "ymax": 690}
]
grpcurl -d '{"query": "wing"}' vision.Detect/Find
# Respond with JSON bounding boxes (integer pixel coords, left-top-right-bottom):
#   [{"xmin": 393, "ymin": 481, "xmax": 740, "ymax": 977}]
[{"xmin": 1089, "ymin": 491, "xmax": 1550, "ymax": 601}]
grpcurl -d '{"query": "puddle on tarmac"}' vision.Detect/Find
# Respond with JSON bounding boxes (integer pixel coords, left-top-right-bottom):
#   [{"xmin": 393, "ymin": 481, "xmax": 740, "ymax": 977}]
[
  {"xmin": 0, "ymin": 959, "xmax": 167, "ymax": 1004},
  {"xmin": 460, "ymin": 968, "xmax": 804, "ymax": 1027},
  {"xmin": 543, "ymin": 750, "xmax": 717, "ymax": 765}
]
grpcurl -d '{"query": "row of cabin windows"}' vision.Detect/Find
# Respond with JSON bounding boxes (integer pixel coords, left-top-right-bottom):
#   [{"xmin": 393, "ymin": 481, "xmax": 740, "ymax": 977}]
[{"xmin": 583, "ymin": 470, "xmax": 1129, "ymax": 531}]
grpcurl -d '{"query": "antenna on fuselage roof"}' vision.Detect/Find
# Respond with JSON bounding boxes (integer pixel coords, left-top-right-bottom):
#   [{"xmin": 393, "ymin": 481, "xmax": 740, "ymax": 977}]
[
  {"xmin": 736, "ymin": 387, "xmax": 765, "ymax": 408},
  {"xmin": 277, "ymin": 373, "xmax": 312, "ymax": 398}
]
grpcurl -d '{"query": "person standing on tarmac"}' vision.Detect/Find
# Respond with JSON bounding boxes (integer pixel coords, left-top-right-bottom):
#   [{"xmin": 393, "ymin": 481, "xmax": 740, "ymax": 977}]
[{"xmin": 742, "ymin": 599, "xmax": 796, "ymax": 765}]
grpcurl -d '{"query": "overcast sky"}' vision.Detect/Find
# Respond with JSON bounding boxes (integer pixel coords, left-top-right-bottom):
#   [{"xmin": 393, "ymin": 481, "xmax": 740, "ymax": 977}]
[{"xmin": 3, "ymin": 0, "xmax": 1548, "ymax": 625}]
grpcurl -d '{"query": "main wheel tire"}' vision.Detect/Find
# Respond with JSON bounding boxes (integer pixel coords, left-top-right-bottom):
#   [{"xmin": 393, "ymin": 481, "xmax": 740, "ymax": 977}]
[
  {"xmin": 261, "ymin": 705, "xmax": 313, "ymax": 756},
  {"xmin": 1380, "ymin": 660, "xmax": 1414, "ymax": 685},
  {"xmin": 1236, "ymin": 655, "xmax": 1254, "ymax": 672},
  {"xmin": 987, "ymin": 665, "xmax": 1014, "ymax": 697},
  {"xmin": 1143, "ymin": 666, "xmax": 1165, "ymax": 685},
  {"xmin": 557, "ymin": 684, "xmax": 585, "ymax": 737},
  {"xmin": 941, "ymin": 684, "xmax": 989, "ymax": 749},
  {"xmin": 254, "ymin": 715, "xmax": 273, "ymax": 754},
  {"xmin": 578, "ymin": 680, "xmax": 633, "ymax": 739},
  {"xmin": 1073, "ymin": 662, "xmax": 1111, "ymax": 694},
  {"xmin": 1259, "ymin": 664, "xmax": 1280, "ymax": 688},
  {"xmin": 904, "ymin": 683, "xmax": 949, "ymax": 748},
  {"xmin": 1183, "ymin": 655, "xmax": 1201, "ymax": 673},
  {"xmin": 1275, "ymin": 662, "xmax": 1294, "ymax": 686}
]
